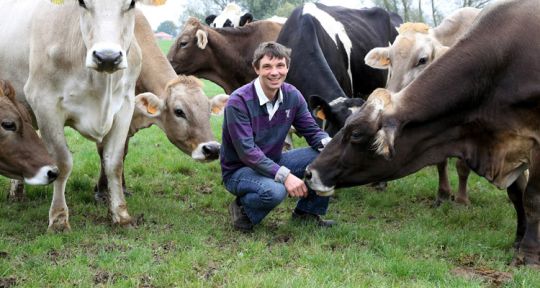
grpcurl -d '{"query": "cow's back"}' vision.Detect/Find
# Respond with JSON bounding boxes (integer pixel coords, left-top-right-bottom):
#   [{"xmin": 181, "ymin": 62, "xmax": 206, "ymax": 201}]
[{"xmin": 278, "ymin": 4, "xmax": 400, "ymax": 101}]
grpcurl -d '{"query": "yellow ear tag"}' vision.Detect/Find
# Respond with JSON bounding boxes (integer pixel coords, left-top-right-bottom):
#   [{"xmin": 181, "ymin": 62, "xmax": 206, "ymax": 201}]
[
  {"xmin": 212, "ymin": 107, "xmax": 221, "ymax": 114},
  {"xmin": 51, "ymin": 0, "xmax": 64, "ymax": 4},
  {"xmin": 379, "ymin": 57, "xmax": 390, "ymax": 66},
  {"xmin": 315, "ymin": 108, "xmax": 326, "ymax": 120},
  {"xmin": 152, "ymin": 0, "xmax": 167, "ymax": 5},
  {"xmin": 147, "ymin": 104, "xmax": 158, "ymax": 115}
]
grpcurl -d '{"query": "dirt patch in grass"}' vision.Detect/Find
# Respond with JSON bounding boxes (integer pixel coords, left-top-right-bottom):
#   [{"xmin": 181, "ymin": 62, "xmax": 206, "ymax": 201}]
[
  {"xmin": 94, "ymin": 270, "xmax": 124, "ymax": 285},
  {"xmin": 197, "ymin": 184, "xmax": 213, "ymax": 194},
  {"xmin": 0, "ymin": 276, "xmax": 17, "ymax": 288},
  {"xmin": 451, "ymin": 267, "xmax": 512, "ymax": 287}
]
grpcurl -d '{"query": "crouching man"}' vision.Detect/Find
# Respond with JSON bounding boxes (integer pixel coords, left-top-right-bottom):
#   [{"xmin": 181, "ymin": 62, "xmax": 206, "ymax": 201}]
[{"xmin": 220, "ymin": 41, "xmax": 335, "ymax": 232}]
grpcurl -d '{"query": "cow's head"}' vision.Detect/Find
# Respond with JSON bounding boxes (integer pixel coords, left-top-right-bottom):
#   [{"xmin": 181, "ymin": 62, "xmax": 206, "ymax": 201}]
[
  {"xmin": 204, "ymin": 3, "xmax": 253, "ymax": 28},
  {"xmin": 0, "ymin": 80, "xmax": 58, "ymax": 184},
  {"xmin": 309, "ymin": 95, "xmax": 365, "ymax": 137},
  {"xmin": 305, "ymin": 89, "xmax": 400, "ymax": 196},
  {"xmin": 135, "ymin": 76, "xmax": 220, "ymax": 161},
  {"xmin": 167, "ymin": 17, "xmax": 209, "ymax": 76},
  {"xmin": 365, "ymin": 23, "xmax": 448, "ymax": 92},
  {"xmin": 51, "ymin": 0, "xmax": 165, "ymax": 73}
]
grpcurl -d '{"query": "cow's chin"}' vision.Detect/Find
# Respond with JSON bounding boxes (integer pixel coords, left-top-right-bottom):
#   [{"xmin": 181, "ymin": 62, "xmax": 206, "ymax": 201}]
[{"xmin": 315, "ymin": 188, "xmax": 335, "ymax": 197}]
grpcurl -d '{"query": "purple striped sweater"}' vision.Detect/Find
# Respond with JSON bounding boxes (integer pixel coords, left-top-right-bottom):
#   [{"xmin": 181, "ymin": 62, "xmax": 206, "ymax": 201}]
[{"xmin": 220, "ymin": 81, "xmax": 329, "ymax": 182}]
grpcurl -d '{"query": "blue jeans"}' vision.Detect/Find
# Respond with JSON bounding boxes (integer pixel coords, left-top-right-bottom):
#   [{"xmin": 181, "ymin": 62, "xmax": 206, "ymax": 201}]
[{"xmin": 224, "ymin": 147, "xmax": 329, "ymax": 225}]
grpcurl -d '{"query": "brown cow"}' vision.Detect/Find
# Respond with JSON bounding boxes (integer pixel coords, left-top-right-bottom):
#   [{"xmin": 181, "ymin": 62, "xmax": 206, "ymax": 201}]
[
  {"xmin": 167, "ymin": 17, "xmax": 282, "ymax": 94},
  {"xmin": 364, "ymin": 8, "xmax": 481, "ymax": 205},
  {"xmin": 306, "ymin": 0, "xmax": 540, "ymax": 266},
  {"xmin": 0, "ymin": 80, "xmax": 57, "ymax": 187}
]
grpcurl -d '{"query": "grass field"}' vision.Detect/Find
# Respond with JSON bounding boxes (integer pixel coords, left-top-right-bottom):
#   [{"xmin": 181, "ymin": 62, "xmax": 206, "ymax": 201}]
[{"xmin": 0, "ymin": 41, "xmax": 539, "ymax": 287}]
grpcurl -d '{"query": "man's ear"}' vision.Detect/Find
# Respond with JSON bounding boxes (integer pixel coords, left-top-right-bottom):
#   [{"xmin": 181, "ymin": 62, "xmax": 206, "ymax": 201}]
[{"xmin": 135, "ymin": 92, "xmax": 165, "ymax": 118}]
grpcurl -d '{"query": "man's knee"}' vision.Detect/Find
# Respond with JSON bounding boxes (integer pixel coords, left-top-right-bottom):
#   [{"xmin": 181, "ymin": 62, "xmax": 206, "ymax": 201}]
[{"xmin": 260, "ymin": 185, "xmax": 287, "ymax": 207}]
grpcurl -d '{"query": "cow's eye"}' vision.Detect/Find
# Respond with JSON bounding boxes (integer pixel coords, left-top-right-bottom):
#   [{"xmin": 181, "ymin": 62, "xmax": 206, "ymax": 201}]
[
  {"xmin": 129, "ymin": 0, "xmax": 136, "ymax": 9},
  {"xmin": 78, "ymin": 0, "xmax": 87, "ymax": 9},
  {"xmin": 417, "ymin": 57, "xmax": 427, "ymax": 66},
  {"xmin": 349, "ymin": 130, "xmax": 366, "ymax": 144},
  {"xmin": 1, "ymin": 121, "xmax": 16, "ymax": 132},
  {"xmin": 174, "ymin": 108, "xmax": 186, "ymax": 118},
  {"xmin": 179, "ymin": 41, "xmax": 188, "ymax": 48}
]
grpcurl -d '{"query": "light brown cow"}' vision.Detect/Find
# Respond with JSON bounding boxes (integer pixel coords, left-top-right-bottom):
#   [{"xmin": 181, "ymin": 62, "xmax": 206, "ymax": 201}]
[
  {"xmin": 364, "ymin": 7, "xmax": 481, "ymax": 205},
  {"xmin": 167, "ymin": 17, "xmax": 282, "ymax": 94},
  {"xmin": 0, "ymin": 80, "xmax": 57, "ymax": 186},
  {"xmin": 0, "ymin": 0, "xmax": 165, "ymax": 232},
  {"xmin": 9, "ymin": 10, "xmax": 221, "ymax": 202}
]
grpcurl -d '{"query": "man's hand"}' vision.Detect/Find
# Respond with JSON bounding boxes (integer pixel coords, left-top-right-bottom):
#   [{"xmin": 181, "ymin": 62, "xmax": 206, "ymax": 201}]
[{"xmin": 284, "ymin": 173, "xmax": 308, "ymax": 198}]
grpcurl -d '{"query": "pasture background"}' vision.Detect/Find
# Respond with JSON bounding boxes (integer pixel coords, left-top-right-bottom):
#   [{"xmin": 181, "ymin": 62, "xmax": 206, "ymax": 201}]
[{"xmin": 0, "ymin": 40, "xmax": 538, "ymax": 287}]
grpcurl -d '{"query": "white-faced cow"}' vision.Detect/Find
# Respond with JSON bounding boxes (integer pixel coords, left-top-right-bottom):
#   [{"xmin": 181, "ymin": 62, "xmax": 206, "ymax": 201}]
[
  {"xmin": 275, "ymin": 3, "xmax": 401, "ymax": 135},
  {"xmin": 205, "ymin": 3, "xmax": 254, "ymax": 28},
  {"xmin": 0, "ymin": 80, "xmax": 58, "ymax": 187},
  {"xmin": 0, "ymin": 0, "xmax": 165, "ymax": 232},
  {"xmin": 306, "ymin": 0, "xmax": 540, "ymax": 266},
  {"xmin": 167, "ymin": 17, "xmax": 283, "ymax": 94},
  {"xmin": 92, "ymin": 10, "xmax": 221, "ymax": 200},
  {"xmin": 364, "ymin": 8, "xmax": 481, "ymax": 205}
]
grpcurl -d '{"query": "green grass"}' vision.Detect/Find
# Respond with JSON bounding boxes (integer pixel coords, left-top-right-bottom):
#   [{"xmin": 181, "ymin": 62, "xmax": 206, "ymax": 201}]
[{"xmin": 1, "ymin": 39, "xmax": 539, "ymax": 287}]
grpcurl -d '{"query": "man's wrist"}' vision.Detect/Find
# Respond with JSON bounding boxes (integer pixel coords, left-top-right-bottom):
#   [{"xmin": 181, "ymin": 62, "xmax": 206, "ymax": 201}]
[{"xmin": 275, "ymin": 166, "xmax": 291, "ymax": 183}]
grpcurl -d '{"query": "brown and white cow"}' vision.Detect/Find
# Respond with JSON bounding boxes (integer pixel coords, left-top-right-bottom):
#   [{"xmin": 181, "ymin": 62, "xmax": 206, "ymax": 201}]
[
  {"xmin": 0, "ymin": 0, "xmax": 165, "ymax": 232},
  {"xmin": 0, "ymin": 80, "xmax": 58, "ymax": 186},
  {"xmin": 167, "ymin": 17, "xmax": 283, "ymax": 94},
  {"xmin": 306, "ymin": 0, "xmax": 540, "ymax": 266},
  {"xmin": 364, "ymin": 8, "xmax": 481, "ymax": 205}
]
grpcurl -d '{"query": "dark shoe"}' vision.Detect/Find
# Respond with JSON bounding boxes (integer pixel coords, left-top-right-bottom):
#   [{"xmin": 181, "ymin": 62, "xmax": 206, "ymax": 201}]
[
  {"xmin": 292, "ymin": 210, "xmax": 336, "ymax": 227},
  {"xmin": 228, "ymin": 199, "xmax": 253, "ymax": 232}
]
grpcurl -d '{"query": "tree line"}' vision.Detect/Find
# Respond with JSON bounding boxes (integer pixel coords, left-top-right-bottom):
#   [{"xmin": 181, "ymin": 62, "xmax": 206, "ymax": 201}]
[{"xmin": 156, "ymin": 0, "xmax": 494, "ymax": 36}]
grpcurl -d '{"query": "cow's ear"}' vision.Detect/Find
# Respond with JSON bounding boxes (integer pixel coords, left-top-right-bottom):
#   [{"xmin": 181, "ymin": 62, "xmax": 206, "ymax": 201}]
[
  {"xmin": 239, "ymin": 13, "xmax": 254, "ymax": 26},
  {"xmin": 365, "ymin": 47, "xmax": 391, "ymax": 69},
  {"xmin": 195, "ymin": 30, "xmax": 208, "ymax": 49},
  {"xmin": 210, "ymin": 94, "xmax": 229, "ymax": 115},
  {"xmin": 309, "ymin": 95, "xmax": 332, "ymax": 121},
  {"xmin": 433, "ymin": 45, "xmax": 449, "ymax": 59},
  {"xmin": 0, "ymin": 80, "xmax": 15, "ymax": 101},
  {"xmin": 135, "ymin": 92, "xmax": 165, "ymax": 118},
  {"xmin": 205, "ymin": 15, "xmax": 217, "ymax": 26}
]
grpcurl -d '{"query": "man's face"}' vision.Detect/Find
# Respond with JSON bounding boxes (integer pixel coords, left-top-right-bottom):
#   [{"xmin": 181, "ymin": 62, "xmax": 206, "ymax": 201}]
[{"xmin": 254, "ymin": 55, "xmax": 289, "ymax": 95}]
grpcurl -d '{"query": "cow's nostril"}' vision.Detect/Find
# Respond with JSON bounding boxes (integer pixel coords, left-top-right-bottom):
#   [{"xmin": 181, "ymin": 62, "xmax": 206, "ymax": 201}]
[
  {"xmin": 202, "ymin": 144, "xmax": 220, "ymax": 159},
  {"xmin": 47, "ymin": 167, "xmax": 59, "ymax": 180}
]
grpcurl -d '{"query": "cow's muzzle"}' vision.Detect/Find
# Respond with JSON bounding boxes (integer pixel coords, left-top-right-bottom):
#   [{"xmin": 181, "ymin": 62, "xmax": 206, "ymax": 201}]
[
  {"xmin": 305, "ymin": 166, "xmax": 335, "ymax": 196},
  {"xmin": 86, "ymin": 43, "xmax": 127, "ymax": 73}
]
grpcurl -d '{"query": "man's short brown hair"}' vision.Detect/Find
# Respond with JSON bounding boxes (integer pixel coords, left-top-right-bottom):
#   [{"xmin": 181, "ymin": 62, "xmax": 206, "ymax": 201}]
[{"xmin": 252, "ymin": 41, "xmax": 292, "ymax": 69}]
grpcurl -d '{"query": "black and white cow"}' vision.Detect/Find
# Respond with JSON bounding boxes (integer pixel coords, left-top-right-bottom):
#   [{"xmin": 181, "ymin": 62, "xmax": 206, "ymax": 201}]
[
  {"xmin": 205, "ymin": 3, "xmax": 254, "ymax": 28},
  {"xmin": 276, "ymin": 3, "xmax": 401, "ymax": 136}
]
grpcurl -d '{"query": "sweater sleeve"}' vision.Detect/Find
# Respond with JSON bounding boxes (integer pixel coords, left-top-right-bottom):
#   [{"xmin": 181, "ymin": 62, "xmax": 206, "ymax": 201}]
[
  {"xmin": 224, "ymin": 101, "xmax": 281, "ymax": 178},
  {"xmin": 291, "ymin": 90, "xmax": 330, "ymax": 149}
]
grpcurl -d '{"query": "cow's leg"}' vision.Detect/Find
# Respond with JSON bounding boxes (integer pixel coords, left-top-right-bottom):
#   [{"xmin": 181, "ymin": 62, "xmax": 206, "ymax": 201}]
[
  {"xmin": 7, "ymin": 179, "xmax": 26, "ymax": 202},
  {"xmin": 434, "ymin": 159, "xmax": 452, "ymax": 206},
  {"xmin": 454, "ymin": 159, "xmax": 471, "ymax": 205},
  {"xmin": 34, "ymin": 118, "xmax": 73, "ymax": 232},
  {"xmin": 95, "ymin": 138, "xmax": 131, "ymax": 203},
  {"xmin": 514, "ymin": 151, "xmax": 540, "ymax": 267},
  {"xmin": 100, "ymin": 103, "xmax": 134, "ymax": 226},
  {"xmin": 507, "ymin": 172, "xmax": 527, "ymax": 249}
]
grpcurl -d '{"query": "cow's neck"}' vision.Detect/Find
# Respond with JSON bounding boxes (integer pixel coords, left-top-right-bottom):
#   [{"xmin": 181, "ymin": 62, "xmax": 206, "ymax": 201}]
[
  {"xmin": 134, "ymin": 11, "xmax": 174, "ymax": 98},
  {"xmin": 203, "ymin": 29, "xmax": 258, "ymax": 94}
]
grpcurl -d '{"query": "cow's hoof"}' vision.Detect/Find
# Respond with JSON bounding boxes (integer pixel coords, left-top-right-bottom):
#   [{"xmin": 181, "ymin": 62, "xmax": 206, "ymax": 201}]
[
  {"xmin": 432, "ymin": 194, "xmax": 454, "ymax": 207},
  {"xmin": 47, "ymin": 219, "xmax": 71, "ymax": 233},
  {"xmin": 454, "ymin": 196, "xmax": 470, "ymax": 206},
  {"xmin": 512, "ymin": 249, "xmax": 540, "ymax": 268}
]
